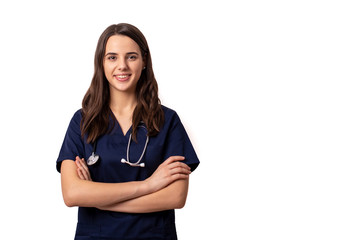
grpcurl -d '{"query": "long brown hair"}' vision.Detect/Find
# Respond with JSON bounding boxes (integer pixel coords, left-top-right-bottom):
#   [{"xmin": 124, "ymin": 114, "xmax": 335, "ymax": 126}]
[{"xmin": 81, "ymin": 23, "xmax": 164, "ymax": 143}]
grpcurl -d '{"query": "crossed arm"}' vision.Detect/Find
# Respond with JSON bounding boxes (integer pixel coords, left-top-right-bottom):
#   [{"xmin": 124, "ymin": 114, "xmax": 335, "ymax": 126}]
[{"xmin": 60, "ymin": 156, "xmax": 191, "ymax": 213}]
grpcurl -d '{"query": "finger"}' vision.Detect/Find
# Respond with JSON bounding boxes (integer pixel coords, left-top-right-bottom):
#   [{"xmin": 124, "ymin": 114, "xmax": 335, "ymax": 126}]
[
  {"xmin": 76, "ymin": 158, "xmax": 85, "ymax": 171},
  {"xmin": 167, "ymin": 161, "xmax": 191, "ymax": 171},
  {"xmin": 77, "ymin": 168, "xmax": 85, "ymax": 180},
  {"xmin": 163, "ymin": 156, "xmax": 185, "ymax": 165},
  {"xmin": 75, "ymin": 156, "xmax": 83, "ymax": 166},
  {"xmin": 75, "ymin": 157, "xmax": 82, "ymax": 168},
  {"xmin": 79, "ymin": 158, "xmax": 91, "ymax": 176},
  {"xmin": 79, "ymin": 166, "xmax": 92, "ymax": 181},
  {"xmin": 170, "ymin": 173, "xmax": 190, "ymax": 182},
  {"xmin": 166, "ymin": 156, "xmax": 185, "ymax": 163},
  {"xmin": 80, "ymin": 164, "xmax": 91, "ymax": 181},
  {"xmin": 79, "ymin": 157, "xmax": 88, "ymax": 170},
  {"xmin": 76, "ymin": 158, "xmax": 91, "ymax": 180},
  {"xmin": 169, "ymin": 166, "xmax": 191, "ymax": 176},
  {"xmin": 82, "ymin": 165, "xmax": 92, "ymax": 181}
]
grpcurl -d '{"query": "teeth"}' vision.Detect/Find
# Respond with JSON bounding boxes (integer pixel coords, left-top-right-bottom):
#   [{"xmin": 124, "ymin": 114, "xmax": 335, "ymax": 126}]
[{"xmin": 117, "ymin": 75, "xmax": 129, "ymax": 79}]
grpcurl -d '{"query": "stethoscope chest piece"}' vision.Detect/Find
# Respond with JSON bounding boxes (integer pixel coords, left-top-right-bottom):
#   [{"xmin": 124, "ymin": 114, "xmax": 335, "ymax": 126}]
[
  {"xmin": 87, "ymin": 152, "xmax": 99, "ymax": 165},
  {"xmin": 86, "ymin": 123, "xmax": 148, "ymax": 167}
]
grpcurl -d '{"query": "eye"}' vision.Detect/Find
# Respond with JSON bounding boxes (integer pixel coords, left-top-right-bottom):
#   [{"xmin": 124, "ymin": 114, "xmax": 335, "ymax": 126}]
[
  {"xmin": 107, "ymin": 56, "xmax": 117, "ymax": 61},
  {"xmin": 128, "ymin": 55, "xmax": 138, "ymax": 60}
]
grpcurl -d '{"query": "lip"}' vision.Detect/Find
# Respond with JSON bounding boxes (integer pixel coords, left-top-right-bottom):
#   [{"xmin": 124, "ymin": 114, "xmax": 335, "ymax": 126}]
[{"xmin": 114, "ymin": 73, "xmax": 131, "ymax": 82}]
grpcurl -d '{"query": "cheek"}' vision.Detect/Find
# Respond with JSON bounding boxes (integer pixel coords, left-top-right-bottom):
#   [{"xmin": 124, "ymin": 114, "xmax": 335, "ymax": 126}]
[
  {"xmin": 103, "ymin": 64, "xmax": 114, "ymax": 79},
  {"xmin": 132, "ymin": 63, "xmax": 144, "ymax": 75}
]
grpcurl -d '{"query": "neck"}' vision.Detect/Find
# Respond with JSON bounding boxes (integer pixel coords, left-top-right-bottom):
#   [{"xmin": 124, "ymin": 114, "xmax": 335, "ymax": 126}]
[{"xmin": 109, "ymin": 90, "xmax": 137, "ymax": 116}]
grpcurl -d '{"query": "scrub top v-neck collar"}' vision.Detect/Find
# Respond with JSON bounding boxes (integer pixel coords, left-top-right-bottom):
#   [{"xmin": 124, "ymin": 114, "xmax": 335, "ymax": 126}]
[
  {"xmin": 110, "ymin": 107, "xmax": 135, "ymax": 137},
  {"xmin": 117, "ymin": 121, "xmax": 132, "ymax": 138}
]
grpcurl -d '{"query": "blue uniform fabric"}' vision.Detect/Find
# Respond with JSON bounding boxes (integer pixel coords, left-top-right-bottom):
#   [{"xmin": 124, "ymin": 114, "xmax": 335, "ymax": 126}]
[{"xmin": 57, "ymin": 106, "xmax": 199, "ymax": 240}]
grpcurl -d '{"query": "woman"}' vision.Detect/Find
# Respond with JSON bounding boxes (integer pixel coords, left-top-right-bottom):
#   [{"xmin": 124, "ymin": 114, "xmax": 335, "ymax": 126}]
[{"xmin": 56, "ymin": 23, "xmax": 199, "ymax": 239}]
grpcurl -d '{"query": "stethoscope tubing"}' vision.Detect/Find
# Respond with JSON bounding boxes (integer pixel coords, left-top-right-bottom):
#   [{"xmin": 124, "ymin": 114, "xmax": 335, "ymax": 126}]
[{"xmin": 87, "ymin": 124, "xmax": 148, "ymax": 167}]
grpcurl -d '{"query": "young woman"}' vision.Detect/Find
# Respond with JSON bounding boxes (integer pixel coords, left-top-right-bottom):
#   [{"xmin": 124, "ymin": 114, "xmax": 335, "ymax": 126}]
[{"xmin": 56, "ymin": 23, "xmax": 199, "ymax": 239}]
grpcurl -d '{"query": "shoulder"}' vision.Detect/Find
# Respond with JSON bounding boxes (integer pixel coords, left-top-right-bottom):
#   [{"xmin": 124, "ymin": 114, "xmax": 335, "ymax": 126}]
[
  {"xmin": 72, "ymin": 109, "xmax": 83, "ymax": 120},
  {"xmin": 161, "ymin": 105, "xmax": 181, "ymax": 122},
  {"xmin": 68, "ymin": 109, "xmax": 83, "ymax": 126},
  {"xmin": 73, "ymin": 109, "xmax": 83, "ymax": 118},
  {"xmin": 161, "ymin": 105, "xmax": 179, "ymax": 118},
  {"xmin": 160, "ymin": 105, "xmax": 184, "ymax": 132}
]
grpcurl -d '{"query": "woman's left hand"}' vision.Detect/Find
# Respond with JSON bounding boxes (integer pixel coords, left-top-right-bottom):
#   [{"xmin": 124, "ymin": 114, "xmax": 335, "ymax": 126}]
[{"xmin": 75, "ymin": 156, "xmax": 92, "ymax": 181}]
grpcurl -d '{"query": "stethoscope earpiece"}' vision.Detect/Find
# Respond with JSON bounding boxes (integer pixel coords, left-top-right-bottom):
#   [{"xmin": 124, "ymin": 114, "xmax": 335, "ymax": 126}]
[{"xmin": 121, "ymin": 158, "xmax": 145, "ymax": 167}]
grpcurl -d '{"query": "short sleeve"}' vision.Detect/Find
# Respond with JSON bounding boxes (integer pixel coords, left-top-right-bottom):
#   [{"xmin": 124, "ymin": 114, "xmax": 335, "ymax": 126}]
[
  {"xmin": 56, "ymin": 110, "xmax": 85, "ymax": 172},
  {"xmin": 163, "ymin": 111, "xmax": 200, "ymax": 172}
]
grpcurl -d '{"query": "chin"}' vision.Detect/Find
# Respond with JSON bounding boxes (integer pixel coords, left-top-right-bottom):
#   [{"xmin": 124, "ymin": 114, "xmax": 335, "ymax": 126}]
[{"xmin": 110, "ymin": 84, "xmax": 136, "ymax": 93}]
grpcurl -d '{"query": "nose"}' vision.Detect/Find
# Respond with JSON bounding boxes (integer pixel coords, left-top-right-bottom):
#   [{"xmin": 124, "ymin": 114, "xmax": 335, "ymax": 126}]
[{"xmin": 117, "ymin": 57, "xmax": 128, "ymax": 71}]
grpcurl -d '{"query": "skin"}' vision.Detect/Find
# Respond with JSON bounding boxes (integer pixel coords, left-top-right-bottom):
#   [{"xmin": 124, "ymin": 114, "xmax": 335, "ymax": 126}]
[
  {"xmin": 60, "ymin": 35, "xmax": 191, "ymax": 212},
  {"xmin": 104, "ymin": 35, "xmax": 145, "ymax": 134},
  {"xmin": 104, "ymin": 35, "xmax": 144, "ymax": 95},
  {"xmin": 75, "ymin": 157, "xmax": 190, "ymax": 212}
]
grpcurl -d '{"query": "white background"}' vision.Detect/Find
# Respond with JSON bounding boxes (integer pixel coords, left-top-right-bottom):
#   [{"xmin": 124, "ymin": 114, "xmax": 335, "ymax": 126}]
[{"xmin": 0, "ymin": 0, "xmax": 359, "ymax": 239}]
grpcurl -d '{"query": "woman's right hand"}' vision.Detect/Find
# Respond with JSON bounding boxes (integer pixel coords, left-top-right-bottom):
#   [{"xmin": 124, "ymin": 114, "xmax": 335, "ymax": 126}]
[
  {"xmin": 75, "ymin": 156, "xmax": 92, "ymax": 181},
  {"xmin": 145, "ymin": 156, "xmax": 191, "ymax": 193}
]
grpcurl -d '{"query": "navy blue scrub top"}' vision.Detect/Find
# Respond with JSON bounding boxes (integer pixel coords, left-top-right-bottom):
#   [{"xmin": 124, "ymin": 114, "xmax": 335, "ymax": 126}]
[{"xmin": 57, "ymin": 106, "xmax": 199, "ymax": 240}]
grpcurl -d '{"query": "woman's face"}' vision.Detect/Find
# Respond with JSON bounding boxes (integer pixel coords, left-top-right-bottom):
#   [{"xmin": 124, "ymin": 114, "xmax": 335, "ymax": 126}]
[{"xmin": 103, "ymin": 35, "xmax": 145, "ymax": 94}]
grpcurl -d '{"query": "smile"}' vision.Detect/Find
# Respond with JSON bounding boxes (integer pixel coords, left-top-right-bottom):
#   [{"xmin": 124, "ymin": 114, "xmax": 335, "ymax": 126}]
[{"xmin": 115, "ymin": 74, "xmax": 131, "ymax": 81}]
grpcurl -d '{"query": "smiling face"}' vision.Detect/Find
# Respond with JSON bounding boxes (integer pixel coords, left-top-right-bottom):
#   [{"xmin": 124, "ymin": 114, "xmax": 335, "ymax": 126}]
[{"xmin": 103, "ymin": 35, "xmax": 145, "ymax": 95}]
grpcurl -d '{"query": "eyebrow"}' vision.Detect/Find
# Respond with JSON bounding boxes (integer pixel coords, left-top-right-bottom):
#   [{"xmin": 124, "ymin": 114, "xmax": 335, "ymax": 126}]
[{"xmin": 105, "ymin": 52, "xmax": 139, "ymax": 56}]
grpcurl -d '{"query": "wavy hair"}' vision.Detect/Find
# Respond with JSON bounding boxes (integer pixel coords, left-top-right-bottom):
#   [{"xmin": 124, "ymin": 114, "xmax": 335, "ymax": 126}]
[{"xmin": 81, "ymin": 23, "xmax": 164, "ymax": 143}]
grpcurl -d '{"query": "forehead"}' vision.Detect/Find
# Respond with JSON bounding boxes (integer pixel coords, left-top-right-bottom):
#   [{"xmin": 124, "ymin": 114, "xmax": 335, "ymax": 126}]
[{"xmin": 105, "ymin": 35, "xmax": 141, "ymax": 54}]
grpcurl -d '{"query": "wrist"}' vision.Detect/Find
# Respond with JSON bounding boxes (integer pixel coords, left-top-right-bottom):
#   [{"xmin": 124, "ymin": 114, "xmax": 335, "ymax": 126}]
[{"xmin": 140, "ymin": 179, "xmax": 154, "ymax": 195}]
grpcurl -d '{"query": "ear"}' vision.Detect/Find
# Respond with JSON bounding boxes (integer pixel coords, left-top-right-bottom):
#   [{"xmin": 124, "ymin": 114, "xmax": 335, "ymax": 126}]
[{"xmin": 142, "ymin": 53, "xmax": 147, "ymax": 69}]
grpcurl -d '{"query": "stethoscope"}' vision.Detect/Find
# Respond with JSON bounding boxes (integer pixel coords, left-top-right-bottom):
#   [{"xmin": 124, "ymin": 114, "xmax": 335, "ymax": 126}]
[{"xmin": 87, "ymin": 124, "xmax": 149, "ymax": 167}]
